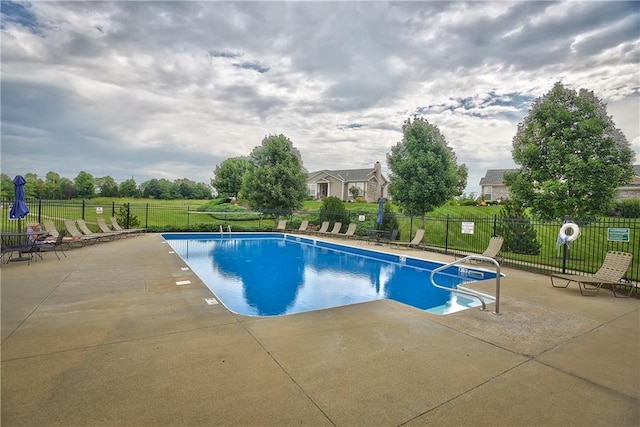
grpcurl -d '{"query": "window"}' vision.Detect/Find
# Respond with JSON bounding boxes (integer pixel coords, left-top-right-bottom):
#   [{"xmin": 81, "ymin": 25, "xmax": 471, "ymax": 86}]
[{"xmin": 307, "ymin": 183, "xmax": 316, "ymax": 198}]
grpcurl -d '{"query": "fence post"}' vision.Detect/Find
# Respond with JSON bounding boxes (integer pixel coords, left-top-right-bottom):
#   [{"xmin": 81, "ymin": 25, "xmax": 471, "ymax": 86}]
[
  {"xmin": 126, "ymin": 202, "xmax": 131, "ymax": 228},
  {"xmin": 493, "ymin": 215, "xmax": 497, "ymax": 237},
  {"xmin": 82, "ymin": 199, "xmax": 86, "ymax": 219},
  {"xmin": 444, "ymin": 214, "xmax": 450, "ymax": 254},
  {"xmin": 145, "ymin": 203, "xmax": 149, "ymax": 229},
  {"xmin": 38, "ymin": 198, "xmax": 42, "ymax": 224}
]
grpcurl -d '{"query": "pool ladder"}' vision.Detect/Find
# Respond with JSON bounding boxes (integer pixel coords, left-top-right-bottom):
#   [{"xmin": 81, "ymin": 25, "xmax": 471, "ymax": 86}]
[
  {"xmin": 219, "ymin": 225, "xmax": 232, "ymax": 233},
  {"xmin": 429, "ymin": 255, "xmax": 502, "ymax": 315}
]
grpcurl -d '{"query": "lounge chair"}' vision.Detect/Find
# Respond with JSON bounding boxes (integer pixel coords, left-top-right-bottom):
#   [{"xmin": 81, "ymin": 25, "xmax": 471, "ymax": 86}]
[
  {"xmin": 110, "ymin": 217, "xmax": 144, "ymax": 235},
  {"xmin": 337, "ymin": 223, "xmax": 357, "ymax": 239},
  {"xmin": 314, "ymin": 221, "xmax": 330, "ymax": 234},
  {"xmin": 43, "ymin": 220, "xmax": 61, "ymax": 238},
  {"xmin": 76, "ymin": 219, "xmax": 114, "ymax": 242},
  {"xmin": 36, "ymin": 231, "xmax": 67, "ymax": 260},
  {"xmin": 328, "ymin": 222, "xmax": 342, "ymax": 235},
  {"xmin": 292, "ymin": 220, "xmax": 309, "ymax": 233},
  {"xmin": 97, "ymin": 217, "xmax": 125, "ymax": 239},
  {"xmin": 386, "ymin": 229, "xmax": 400, "ymax": 246},
  {"xmin": 550, "ymin": 251, "xmax": 633, "ymax": 297},
  {"xmin": 455, "ymin": 236, "xmax": 504, "ymax": 264},
  {"xmin": 64, "ymin": 219, "xmax": 99, "ymax": 245},
  {"xmin": 274, "ymin": 220, "xmax": 287, "ymax": 232},
  {"xmin": 395, "ymin": 229, "xmax": 425, "ymax": 249}
]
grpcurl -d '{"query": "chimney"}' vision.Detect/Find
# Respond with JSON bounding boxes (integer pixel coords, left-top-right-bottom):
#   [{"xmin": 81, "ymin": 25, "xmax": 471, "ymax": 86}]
[{"xmin": 374, "ymin": 161, "xmax": 382, "ymax": 180}]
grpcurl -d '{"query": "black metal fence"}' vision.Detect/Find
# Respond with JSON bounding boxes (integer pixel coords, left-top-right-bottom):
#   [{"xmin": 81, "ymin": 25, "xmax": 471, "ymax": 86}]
[{"xmin": 2, "ymin": 198, "xmax": 638, "ymax": 284}]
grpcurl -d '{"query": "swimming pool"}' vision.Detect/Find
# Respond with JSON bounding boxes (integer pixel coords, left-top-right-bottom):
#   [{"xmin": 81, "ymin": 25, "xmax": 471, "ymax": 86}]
[{"xmin": 162, "ymin": 233, "xmax": 498, "ymax": 316}]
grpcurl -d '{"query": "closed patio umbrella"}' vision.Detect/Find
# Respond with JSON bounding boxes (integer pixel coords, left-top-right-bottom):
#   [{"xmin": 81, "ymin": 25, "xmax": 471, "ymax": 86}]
[
  {"xmin": 9, "ymin": 175, "xmax": 30, "ymax": 236},
  {"xmin": 376, "ymin": 197, "xmax": 385, "ymax": 227},
  {"xmin": 9, "ymin": 175, "xmax": 29, "ymax": 220}
]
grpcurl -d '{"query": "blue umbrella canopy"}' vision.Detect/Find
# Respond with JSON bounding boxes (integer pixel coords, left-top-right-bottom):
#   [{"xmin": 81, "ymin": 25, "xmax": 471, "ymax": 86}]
[
  {"xmin": 376, "ymin": 197, "xmax": 386, "ymax": 227},
  {"xmin": 9, "ymin": 175, "xmax": 29, "ymax": 219}
]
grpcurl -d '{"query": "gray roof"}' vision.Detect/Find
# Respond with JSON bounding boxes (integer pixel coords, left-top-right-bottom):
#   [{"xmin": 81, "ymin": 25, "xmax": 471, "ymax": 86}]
[
  {"xmin": 479, "ymin": 169, "xmax": 517, "ymax": 186},
  {"xmin": 308, "ymin": 167, "xmax": 386, "ymax": 183},
  {"xmin": 480, "ymin": 165, "xmax": 640, "ymax": 186}
]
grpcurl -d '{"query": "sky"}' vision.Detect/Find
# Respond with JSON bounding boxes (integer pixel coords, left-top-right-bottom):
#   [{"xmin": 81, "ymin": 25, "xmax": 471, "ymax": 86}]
[{"xmin": 1, "ymin": 0, "xmax": 639, "ymax": 195}]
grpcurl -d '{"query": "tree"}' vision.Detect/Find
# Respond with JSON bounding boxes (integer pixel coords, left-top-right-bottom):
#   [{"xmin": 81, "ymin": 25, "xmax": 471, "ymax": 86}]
[
  {"xmin": 455, "ymin": 164, "xmax": 468, "ymax": 196},
  {"xmin": 119, "ymin": 178, "xmax": 140, "ymax": 198},
  {"xmin": 74, "ymin": 171, "xmax": 95, "ymax": 198},
  {"xmin": 242, "ymin": 134, "xmax": 308, "ymax": 219},
  {"xmin": 508, "ymin": 82, "xmax": 635, "ymax": 219},
  {"xmin": 319, "ymin": 196, "xmax": 349, "ymax": 226},
  {"xmin": 212, "ymin": 157, "xmax": 251, "ymax": 199},
  {"xmin": 496, "ymin": 200, "xmax": 540, "ymax": 255},
  {"xmin": 95, "ymin": 176, "xmax": 119, "ymax": 197},
  {"xmin": 387, "ymin": 117, "xmax": 462, "ymax": 225}
]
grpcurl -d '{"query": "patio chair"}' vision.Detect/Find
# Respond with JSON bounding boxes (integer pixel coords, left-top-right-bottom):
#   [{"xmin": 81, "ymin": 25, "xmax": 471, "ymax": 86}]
[
  {"xmin": 36, "ymin": 231, "xmax": 67, "ymax": 260},
  {"xmin": 110, "ymin": 217, "xmax": 144, "ymax": 235},
  {"xmin": 395, "ymin": 229, "xmax": 425, "ymax": 249},
  {"xmin": 97, "ymin": 217, "xmax": 125, "ymax": 239},
  {"xmin": 455, "ymin": 236, "xmax": 504, "ymax": 264},
  {"xmin": 386, "ymin": 229, "xmax": 400, "ymax": 247},
  {"xmin": 314, "ymin": 221, "xmax": 330, "ymax": 234},
  {"xmin": 64, "ymin": 219, "xmax": 99, "ymax": 245},
  {"xmin": 43, "ymin": 220, "xmax": 61, "ymax": 238},
  {"xmin": 337, "ymin": 223, "xmax": 357, "ymax": 239},
  {"xmin": 76, "ymin": 219, "xmax": 114, "ymax": 242},
  {"xmin": 328, "ymin": 222, "xmax": 342, "ymax": 235},
  {"xmin": 274, "ymin": 220, "xmax": 287, "ymax": 232},
  {"xmin": 550, "ymin": 251, "xmax": 634, "ymax": 297},
  {"xmin": 292, "ymin": 220, "xmax": 309, "ymax": 233}
]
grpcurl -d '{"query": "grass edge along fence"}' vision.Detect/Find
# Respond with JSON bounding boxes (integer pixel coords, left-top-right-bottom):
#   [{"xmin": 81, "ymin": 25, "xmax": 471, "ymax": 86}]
[{"xmin": 2, "ymin": 198, "xmax": 638, "ymax": 285}]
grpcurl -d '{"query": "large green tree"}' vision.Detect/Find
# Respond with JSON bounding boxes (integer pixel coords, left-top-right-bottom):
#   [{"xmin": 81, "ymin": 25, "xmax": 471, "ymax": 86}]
[
  {"xmin": 507, "ymin": 82, "xmax": 635, "ymax": 219},
  {"xmin": 212, "ymin": 157, "xmax": 251, "ymax": 199},
  {"xmin": 74, "ymin": 171, "xmax": 95, "ymax": 198},
  {"xmin": 242, "ymin": 134, "xmax": 308, "ymax": 218},
  {"xmin": 95, "ymin": 176, "xmax": 119, "ymax": 197},
  {"xmin": 387, "ymin": 117, "xmax": 463, "ymax": 224}
]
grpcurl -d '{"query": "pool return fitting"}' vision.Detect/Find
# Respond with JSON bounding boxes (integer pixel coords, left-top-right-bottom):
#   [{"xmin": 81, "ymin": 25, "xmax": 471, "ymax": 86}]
[{"xmin": 430, "ymin": 255, "xmax": 502, "ymax": 315}]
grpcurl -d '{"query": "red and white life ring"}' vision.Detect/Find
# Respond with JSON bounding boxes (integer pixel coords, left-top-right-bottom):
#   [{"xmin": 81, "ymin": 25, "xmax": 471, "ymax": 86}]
[{"xmin": 559, "ymin": 222, "xmax": 580, "ymax": 242}]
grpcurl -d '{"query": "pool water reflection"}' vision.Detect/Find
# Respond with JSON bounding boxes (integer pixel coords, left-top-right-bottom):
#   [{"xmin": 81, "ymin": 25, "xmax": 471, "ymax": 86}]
[{"xmin": 163, "ymin": 233, "xmax": 496, "ymax": 316}]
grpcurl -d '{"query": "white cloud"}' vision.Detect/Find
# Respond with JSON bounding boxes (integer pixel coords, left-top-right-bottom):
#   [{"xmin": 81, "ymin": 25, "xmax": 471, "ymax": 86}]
[{"xmin": 1, "ymin": 0, "xmax": 638, "ymax": 194}]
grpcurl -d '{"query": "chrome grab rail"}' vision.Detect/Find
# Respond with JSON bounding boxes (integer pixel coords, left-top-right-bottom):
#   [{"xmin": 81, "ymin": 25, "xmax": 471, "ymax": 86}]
[{"xmin": 430, "ymin": 255, "xmax": 502, "ymax": 315}]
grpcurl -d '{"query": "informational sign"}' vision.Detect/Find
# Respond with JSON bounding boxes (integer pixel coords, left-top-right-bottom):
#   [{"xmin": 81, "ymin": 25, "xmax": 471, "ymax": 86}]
[
  {"xmin": 96, "ymin": 207, "xmax": 103, "ymax": 214},
  {"xmin": 358, "ymin": 215, "xmax": 365, "ymax": 222},
  {"xmin": 461, "ymin": 222, "xmax": 475, "ymax": 234},
  {"xmin": 607, "ymin": 228, "xmax": 630, "ymax": 242}
]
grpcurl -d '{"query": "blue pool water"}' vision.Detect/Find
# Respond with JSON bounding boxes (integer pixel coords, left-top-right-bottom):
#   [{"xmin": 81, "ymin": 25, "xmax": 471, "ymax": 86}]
[{"xmin": 162, "ymin": 233, "xmax": 497, "ymax": 316}]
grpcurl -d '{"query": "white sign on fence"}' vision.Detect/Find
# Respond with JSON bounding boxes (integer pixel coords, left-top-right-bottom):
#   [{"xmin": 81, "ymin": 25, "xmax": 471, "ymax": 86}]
[
  {"xmin": 461, "ymin": 222, "xmax": 475, "ymax": 234},
  {"xmin": 358, "ymin": 215, "xmax": 366, "ymax": 222},
  {"xmin": 96, "ymin": 207, "xmax": 103, "ymax": 214}
]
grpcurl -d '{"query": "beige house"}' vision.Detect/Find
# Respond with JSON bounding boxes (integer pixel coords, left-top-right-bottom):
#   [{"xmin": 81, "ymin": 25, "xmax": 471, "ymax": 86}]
[
  {"xmin": 307, "ymin": 162, "xmax": 388, "ymax": 202},
  {"xmin": 479, "ymin": 165, "xmax": 640, "ymax": 201}
]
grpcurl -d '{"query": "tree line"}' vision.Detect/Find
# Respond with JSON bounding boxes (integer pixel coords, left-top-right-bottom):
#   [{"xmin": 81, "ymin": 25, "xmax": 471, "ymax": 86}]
[{"xmin": 0, "ymin": 171, "xmax": 213, "ymax": 200}]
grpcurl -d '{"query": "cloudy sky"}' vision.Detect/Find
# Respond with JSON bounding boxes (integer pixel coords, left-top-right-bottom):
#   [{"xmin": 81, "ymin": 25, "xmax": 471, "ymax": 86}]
[{"xmin": 1, "ymin": 1, "xmax": 638, "ymax": 194}]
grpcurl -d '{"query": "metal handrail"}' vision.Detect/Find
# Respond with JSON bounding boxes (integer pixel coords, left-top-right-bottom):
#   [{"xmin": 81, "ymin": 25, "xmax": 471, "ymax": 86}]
[{"xmin": 430, "ymin": 255, "xmax": 502, "ymax": 315}]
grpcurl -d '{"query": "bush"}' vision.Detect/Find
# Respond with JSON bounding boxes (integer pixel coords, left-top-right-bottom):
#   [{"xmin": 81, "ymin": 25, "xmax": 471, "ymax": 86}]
[
  {"xmin": 319, "ymin": 196, "xmax": 349, "ymax": 229},
  {"xmin": 615, "ymin": 198, "xmax": 640, "ymax": 218},
  {"xmin": 496, "ymin": 200, "xmax": 540, "ymax": 255}
]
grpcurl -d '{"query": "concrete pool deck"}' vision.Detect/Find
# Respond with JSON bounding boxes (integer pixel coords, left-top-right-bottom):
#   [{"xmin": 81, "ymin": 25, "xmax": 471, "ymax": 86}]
[{"xmin": 1, "ymin": 233, "xmax": 638, "ymax": 426}]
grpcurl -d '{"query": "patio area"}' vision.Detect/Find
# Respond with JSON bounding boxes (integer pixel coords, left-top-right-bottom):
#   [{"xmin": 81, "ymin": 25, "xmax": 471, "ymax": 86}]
[{"xmin": 1, "ymin": 233, "xmax": 638, "ymax": 426}]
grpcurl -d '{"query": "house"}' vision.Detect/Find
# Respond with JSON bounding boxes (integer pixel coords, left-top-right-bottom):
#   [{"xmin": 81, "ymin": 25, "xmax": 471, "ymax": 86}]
[
  {"xmin": 616, "ymin": 165, "xmax": 640, "ymax": 200},
  {"xmin": 479, "ymin": 165, "xmax": 640, "ymax": 201},
  {"xmin": 307, "ymin": 162, "xmax": 388, "ymax": 202},
  {"xmin": 479, "ymin": 169, "xmax": 516, "ymax": 202}
]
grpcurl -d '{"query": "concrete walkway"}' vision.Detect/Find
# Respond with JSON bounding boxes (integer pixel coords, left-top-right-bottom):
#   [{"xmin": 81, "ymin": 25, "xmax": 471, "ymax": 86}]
[{"xmin": 1, "ymin": 233, "xmax": 638, "ymax": 426}]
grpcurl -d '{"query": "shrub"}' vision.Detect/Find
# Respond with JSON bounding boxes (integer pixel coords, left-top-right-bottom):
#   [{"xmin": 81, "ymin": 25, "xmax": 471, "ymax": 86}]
[
  {"xmin": 496, "ymin": 200, "xmax": 540, "ymax": 255},
  {"xmin": 615, "ymin": 198, "xmax": 640, "ymax": 218},
  {"xmin": 319, "ymin": 196, "xmax": 349, "ymax": 227}
]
